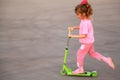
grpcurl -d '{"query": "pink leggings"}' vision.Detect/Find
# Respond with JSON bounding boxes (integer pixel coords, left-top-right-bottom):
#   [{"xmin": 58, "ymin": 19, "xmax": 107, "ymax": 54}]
[{"xmin": 77, "ymin": 43, "xmax": 107, "ymax": 68}]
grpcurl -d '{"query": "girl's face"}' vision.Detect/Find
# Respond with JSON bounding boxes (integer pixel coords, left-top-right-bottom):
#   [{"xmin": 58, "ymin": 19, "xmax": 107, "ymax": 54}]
[
  {"xmin": 76, "ymin": 13, "xmax": 87, "ymax": 20},
  {"xmin": 76, "ymin": 13, "xmax": 82, "ymax": 19}
]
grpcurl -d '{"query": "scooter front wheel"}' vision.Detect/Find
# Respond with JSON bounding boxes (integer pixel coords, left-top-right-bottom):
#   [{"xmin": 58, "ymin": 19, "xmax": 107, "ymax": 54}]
[{"xmin": 60, "ymin": 69, "xmax": 67, "ymax": 76}]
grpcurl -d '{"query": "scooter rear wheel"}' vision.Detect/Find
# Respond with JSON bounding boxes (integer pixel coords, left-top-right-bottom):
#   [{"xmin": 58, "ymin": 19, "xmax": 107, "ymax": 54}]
[{"xmin": 91, "ymin": 71, "xmax": 97, "ymax": 77}]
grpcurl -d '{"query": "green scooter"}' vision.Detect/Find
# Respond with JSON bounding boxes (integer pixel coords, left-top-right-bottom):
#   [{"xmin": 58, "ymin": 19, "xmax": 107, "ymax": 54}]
[{"xmin": 60, "ymin": 30, "xmax": 97, "ymax": 77}]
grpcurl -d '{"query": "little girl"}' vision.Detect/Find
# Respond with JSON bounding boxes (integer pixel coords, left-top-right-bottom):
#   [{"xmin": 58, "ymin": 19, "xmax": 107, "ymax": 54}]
[{"xmin": 68, "ymin": 0, "xmax": 115, "ymax": 74}]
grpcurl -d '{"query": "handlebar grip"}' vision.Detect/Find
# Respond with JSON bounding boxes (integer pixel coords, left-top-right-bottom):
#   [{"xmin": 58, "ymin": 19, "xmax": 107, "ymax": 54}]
[{"xmin": 68, "ymin": 36, "xmax": 71, "ymax": 38}]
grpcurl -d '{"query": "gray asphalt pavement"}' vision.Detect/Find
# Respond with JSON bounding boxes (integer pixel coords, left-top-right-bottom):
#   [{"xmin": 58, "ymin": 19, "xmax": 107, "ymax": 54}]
[{"xmin": 0, "ymin": 0, "xmax": 120, "ymax": 80}]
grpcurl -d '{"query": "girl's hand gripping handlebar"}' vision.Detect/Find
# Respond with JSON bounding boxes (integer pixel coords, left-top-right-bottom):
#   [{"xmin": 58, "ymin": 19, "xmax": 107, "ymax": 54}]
[{"xmin": 68, "ymin": 28, "xmax": 72, "ymax": 38}]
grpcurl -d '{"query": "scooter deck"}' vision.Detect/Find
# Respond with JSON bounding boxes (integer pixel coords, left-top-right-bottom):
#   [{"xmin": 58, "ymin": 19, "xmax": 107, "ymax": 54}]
[
  {"xmin": 68, "ymin": 71, "xmax": 97, "ymax": 77},
  {"xmin": 60, "ymin": 65, "xmax": 97, "ymax": 77}
]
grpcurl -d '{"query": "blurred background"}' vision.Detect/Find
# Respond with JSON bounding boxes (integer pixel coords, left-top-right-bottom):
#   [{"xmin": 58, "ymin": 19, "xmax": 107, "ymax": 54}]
[{"xmin": 0, "ymin": 0, "xmax": 120, "ymax": 80}]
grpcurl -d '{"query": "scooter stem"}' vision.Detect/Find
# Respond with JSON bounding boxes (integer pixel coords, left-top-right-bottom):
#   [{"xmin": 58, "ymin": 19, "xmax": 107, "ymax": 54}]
[{"xmin": 64, "ymin": 30, "xmax": 72, "ymax": 64}]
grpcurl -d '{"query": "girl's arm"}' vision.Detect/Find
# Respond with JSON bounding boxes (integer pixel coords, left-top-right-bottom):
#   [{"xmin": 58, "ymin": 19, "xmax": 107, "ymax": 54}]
[
  {"xmin": 68, "ymin": 26, "xmax": 80, "ymax": 31},
  {"xmin": 68, "ymin": 26, "xmax": 87, "ymax": 38},
  {"xmin": 72, "ymin": 26, "xmax": 80, "ymax": 30},
  {"xmin": 68, "ymin": 34, "xmax": 87, "ymax": 38}
]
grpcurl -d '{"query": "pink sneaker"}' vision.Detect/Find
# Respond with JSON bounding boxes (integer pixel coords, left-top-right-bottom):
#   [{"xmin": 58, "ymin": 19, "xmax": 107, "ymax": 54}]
[
  {"xmin": 106, "ymin": 57, "xmax": 115, "ymax": 70},
  {"xmin": 72, "ymin": 68, "xmax": 84, "ymax": 74}
]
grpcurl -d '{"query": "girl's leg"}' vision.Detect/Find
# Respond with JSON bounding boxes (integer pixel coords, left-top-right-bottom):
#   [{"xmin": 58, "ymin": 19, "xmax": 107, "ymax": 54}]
[
  {"xmin": 73, "ymin": 44, "xmax": 91, "ymax": 74},
  {"xmin": 88, "ymin": 44, "xmax": 115, "ymax": 69}
]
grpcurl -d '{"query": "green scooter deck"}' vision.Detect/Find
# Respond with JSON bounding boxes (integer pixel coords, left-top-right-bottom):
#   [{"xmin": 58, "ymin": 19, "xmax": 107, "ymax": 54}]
[
  {"xmin": 68, "ymin": 71, "xmax": 97, "ymax": 77},
  {"xmin": 60, "ymin": 65, "xmax": 97, "ymax": 77}
]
